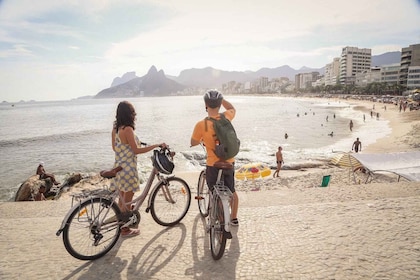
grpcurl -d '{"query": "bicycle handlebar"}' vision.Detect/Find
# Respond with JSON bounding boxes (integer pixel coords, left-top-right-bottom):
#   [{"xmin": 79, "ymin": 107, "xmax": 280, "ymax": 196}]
[{"xmin": 141, "ymin": 142, "xmax": 173, "ymax": 156}]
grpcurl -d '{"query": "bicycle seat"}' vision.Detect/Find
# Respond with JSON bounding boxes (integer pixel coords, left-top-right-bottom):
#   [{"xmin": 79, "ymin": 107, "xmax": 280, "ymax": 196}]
[
  {"xmin": 100, "ymin": 166, "xmax": 123, "ymax": 178},
  {"xmin": 214, "ymin": 161, "xmax": 233, "ymax": 170}
]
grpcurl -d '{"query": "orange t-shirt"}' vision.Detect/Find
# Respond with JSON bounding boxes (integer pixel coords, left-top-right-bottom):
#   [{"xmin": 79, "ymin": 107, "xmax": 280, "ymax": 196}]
[{"xmin": 191, "ymin": 110, "xmax": 235, "ymax": 166}]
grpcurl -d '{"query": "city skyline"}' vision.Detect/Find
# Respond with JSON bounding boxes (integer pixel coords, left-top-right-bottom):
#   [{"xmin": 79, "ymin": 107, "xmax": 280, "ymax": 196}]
[{"xmin": 1, "ymin": 0, "xmax": 419, "ymax": 102}]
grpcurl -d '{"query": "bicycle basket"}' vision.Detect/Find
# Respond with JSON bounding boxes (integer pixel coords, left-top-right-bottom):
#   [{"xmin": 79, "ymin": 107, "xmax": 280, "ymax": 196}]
[{"xmin": 152, "ymin": 149, "xmax": 174, "ymax": 174}]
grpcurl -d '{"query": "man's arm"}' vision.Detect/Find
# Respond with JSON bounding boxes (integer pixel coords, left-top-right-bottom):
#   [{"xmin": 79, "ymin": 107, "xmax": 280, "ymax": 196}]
[
  {"xmin": 222, "ymin": 99, "xmax": 235, "ymax": 111},
  {"xmin": 190, "ymin": 138, "xmax": 200, "ymax": 147}
]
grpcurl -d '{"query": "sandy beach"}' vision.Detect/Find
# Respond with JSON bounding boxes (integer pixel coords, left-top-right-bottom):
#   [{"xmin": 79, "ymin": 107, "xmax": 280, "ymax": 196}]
[{"xmin": 0, "ymin": 97, "xmax": 419, "ymax": 279}]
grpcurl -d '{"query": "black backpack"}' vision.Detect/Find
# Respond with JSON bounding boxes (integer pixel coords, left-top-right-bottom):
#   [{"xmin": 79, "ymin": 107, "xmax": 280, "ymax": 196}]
[{"xmin": 205, "ymin": 114, "xmax": 240, "ymax": 160}]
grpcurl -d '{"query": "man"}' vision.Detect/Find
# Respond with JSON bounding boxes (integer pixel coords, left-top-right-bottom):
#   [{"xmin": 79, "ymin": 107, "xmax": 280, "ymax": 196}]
[
  {"xmin": 273, "ymin": 146, "xmax": 283, "ymax": 178},
  {"xmin": 352, "ymin": 137, "xmax": 362, "ymax": 153},
  {"xmin": 190, "ymin": 90, "xmax": 239, "ymax": 226}
]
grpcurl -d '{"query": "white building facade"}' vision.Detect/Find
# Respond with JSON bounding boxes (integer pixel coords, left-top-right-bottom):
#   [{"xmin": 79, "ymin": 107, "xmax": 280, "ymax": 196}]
[{"xmin": 339, "ymin": 46, "xmax": 372, "ymax": 85}]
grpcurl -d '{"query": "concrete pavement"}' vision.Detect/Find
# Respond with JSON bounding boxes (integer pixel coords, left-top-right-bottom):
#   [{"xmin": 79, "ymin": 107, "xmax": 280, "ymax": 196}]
[{"xmin": 0, "ymin": 182, "xmax": 419, "ymax": 279}]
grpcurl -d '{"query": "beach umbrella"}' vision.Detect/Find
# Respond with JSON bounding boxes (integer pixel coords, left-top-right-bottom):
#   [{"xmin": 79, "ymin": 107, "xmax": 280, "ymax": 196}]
[
  {"xmin": 331, "ymin": 153, "xmax": 362, "ymax": 169},
  {"xmin": 235, "ymin": 162, "xmax": 271, "ymax": 180}
]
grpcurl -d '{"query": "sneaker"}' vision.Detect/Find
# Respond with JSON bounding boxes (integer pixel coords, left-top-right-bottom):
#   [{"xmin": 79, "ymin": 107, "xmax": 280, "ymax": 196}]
[{"xmin": 231, "ymin": 218, "xmax": 239, "ymax": 226}]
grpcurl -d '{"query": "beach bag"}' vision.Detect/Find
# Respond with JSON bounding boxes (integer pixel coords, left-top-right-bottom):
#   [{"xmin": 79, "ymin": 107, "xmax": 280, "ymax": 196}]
[{"xmin": 206, "ymin": 113, "xmax": 240, "ymax": 160}]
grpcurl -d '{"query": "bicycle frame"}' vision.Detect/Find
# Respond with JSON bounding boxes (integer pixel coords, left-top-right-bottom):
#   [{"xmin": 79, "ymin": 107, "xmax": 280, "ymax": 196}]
[
  {"xmin": 211, "ymin": 183, "xmax": 232, "ymax": 233},
  {"xmin": 203, "ymin": 169, "xmax": 232, "ymax": 229},
  {"xmin": 56, "ymin": 166, "xmax": 174, "ymax": 235}
]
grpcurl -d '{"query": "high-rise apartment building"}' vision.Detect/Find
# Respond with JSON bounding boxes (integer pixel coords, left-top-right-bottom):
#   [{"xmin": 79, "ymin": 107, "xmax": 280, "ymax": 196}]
[
  {"xmin": 325, "ymin": 57, "xmax": 340, "ymax": 86},
  {"xmin": 339, "ymin": 46, "xmax": 371, "ymax": 85},
  {"xmin": 399, "ymin": 44, "xmax": 420, "ymax": 88}
]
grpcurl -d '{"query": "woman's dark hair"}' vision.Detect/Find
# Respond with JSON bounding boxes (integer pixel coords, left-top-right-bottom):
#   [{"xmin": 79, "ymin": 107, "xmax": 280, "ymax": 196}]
[{"xmin": 114, "ymin": 101, "xmax": 136, "ymax": 131}]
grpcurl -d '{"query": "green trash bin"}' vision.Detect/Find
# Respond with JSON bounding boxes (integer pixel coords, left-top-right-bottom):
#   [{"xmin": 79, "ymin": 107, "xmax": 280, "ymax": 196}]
[{"xmin": 320, "ymin": 175, "xmax": 331, "ymax": 187}]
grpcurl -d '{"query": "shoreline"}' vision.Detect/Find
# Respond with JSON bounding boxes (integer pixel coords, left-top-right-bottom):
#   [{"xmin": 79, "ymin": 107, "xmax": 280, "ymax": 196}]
[
  {"xmin": 298, "ymin": 94, "xmax": 420, "ymax": 154},
  {"xmin": 4, "ymin": 95, "xmax": 420, "ymax": 202},
  {"xmin": 345, "ymin": 98, "xmax": 420, "ymax": 153}
]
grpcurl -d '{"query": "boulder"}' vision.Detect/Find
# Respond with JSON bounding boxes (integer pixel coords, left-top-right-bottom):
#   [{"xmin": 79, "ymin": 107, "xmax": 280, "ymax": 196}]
[
  {"xmin": 15, "ymin": 175, "xmax": 53, "ymax": 201},
  {"xmin": 15, "ymin": 173, "xmax": 83, "ymax": 201}
]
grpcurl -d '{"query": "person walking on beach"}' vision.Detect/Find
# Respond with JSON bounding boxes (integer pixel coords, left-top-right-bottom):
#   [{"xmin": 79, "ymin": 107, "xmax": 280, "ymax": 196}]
[
  {"xmin": 352, "ymin": 137, "xmax": 362, "ymax": 153},
  {"xmin": 349, "ymin": 120, "xmax": 353, "ymax": 131},
  {"xmin": 111, "ymin": 101, "xmax": 167, "ymax": 237},
  {"xmin": 190, "ymin": 90, "xmax": 239, "ymax": 226},
  {"xmin": 273, "ymin": 146, "xmax": 283, "ymax": 178},
  {"xmin": 36, "ymin": 162, "xmax": 60, "ymax": 185}
]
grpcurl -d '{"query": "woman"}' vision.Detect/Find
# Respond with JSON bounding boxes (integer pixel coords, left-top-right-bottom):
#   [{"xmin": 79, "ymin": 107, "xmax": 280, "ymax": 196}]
[{"xmin": 111, "ymin": 101, "xmax": 166, "ymax": 237}]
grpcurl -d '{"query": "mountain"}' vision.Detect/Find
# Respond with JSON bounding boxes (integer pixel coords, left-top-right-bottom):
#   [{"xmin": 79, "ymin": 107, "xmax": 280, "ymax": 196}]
[
  {"xmin": 173, "ymin": 65, "xmax": 324, "ymax": 88},
  {"xmin": 95, "ymin": 66, "xmax": 185, "ymax": 98},
  {"xmin": 371, "ymin": 51, "xmax": 401, "ymax": 67},
  {"xmin": 97, "ymin": 51, "xmax": 401, "ymax": 97},
  {"xmin": 111, "ymin": 71, "xmax": 137, "ymax": 87}
]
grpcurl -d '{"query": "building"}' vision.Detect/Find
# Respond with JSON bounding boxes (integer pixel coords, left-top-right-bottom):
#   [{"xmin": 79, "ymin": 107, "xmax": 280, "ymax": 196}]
[
  {"xmin": 325, "ymin": 57, "xmax": 340, "ymax": 85},
  {"xmin": 399, "ymin": 44, "xmax": 420, "ymax": 88},
  {"xmin": 381, "ymin": 63, "xmax": 400, "ymax": 85},
  {"xmin": 407, "ymin": 66, "xmax": 420, "ymax": 89},
  {"xmin": 295, "ymin": 72, "xmax": 319, "ymax": 90},
  {"xmin": 339, "ymin": 46, "xmax": 371, "ymax": 85},
  {"xmin": 355, "ymin": 67, "xmax": 381, "ymax": 87}
]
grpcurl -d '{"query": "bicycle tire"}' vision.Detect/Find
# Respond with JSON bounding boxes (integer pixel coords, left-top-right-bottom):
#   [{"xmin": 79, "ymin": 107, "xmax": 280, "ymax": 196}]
[
  {"xmin": 210, "ymin": 195, "xmax": 227, "ymax": 260},
  {"xmin": 150, "ymin": 177, "xmax": 191, "ymax": 227},
  {"xmin": 197, "ymin": 170, "xmax": 209, "ymax": 217},
  {"xmin": 62, "ymin": 197, "xmax": 121, "ymax": 260}
]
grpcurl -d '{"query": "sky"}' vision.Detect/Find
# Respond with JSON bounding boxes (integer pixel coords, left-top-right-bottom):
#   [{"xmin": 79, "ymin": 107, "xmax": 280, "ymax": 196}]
[{"xmin": 0, "ymin": 0, "xmax": 419, "ymax": 102}]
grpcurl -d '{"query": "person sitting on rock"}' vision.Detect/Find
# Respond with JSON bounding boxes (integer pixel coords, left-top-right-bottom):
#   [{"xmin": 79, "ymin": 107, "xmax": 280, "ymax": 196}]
[{"xmin": 36, "ymin": 162, "xmax": 60, "ymax": 185}]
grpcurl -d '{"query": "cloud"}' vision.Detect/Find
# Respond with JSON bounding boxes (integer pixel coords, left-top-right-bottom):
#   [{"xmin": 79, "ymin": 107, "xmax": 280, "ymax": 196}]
[{"xmin": 0, "ymin": 0, "xmax": 419, "ymax": 101}]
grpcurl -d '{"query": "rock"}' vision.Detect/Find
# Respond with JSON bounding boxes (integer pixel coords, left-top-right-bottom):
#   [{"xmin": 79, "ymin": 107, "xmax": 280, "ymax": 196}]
[
  {"xmin": 15, "ymin": 175, "xmax": 53, "ymax": 201},
  {"xmin": 15, "ymin": 173, "xmax": 83, "ymax": 201},
  {"xmin": 45, "ymin": 173, "xmax": 83, "ymax": 199}
]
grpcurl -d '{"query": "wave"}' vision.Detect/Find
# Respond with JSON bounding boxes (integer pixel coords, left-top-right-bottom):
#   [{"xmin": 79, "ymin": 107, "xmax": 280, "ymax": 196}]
[{"xmin": 0, "ymin": 129, "xmax": 108, "ymax": 148}]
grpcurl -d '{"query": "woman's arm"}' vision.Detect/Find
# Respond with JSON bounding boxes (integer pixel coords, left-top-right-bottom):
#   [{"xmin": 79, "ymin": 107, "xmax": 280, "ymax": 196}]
[{"xmin": 122, "ymin": 126, "xmax": 165, "ymax": 154}]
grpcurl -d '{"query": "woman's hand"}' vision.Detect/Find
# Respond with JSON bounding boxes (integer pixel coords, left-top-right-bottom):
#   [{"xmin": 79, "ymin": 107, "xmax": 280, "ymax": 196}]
[{"xmin": 158, "ymin": 143, "xmax": 168, "ymax": 149}]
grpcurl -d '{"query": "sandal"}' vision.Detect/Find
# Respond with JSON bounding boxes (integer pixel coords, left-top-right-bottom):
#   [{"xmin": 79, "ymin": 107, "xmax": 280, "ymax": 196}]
[
  {"xmin": 231, "ymin": 218, "xmax": 239, "ymax": 226},
  {"xmin": 120, "ymin": 228, "xmax": 140, "ymax": 238}
]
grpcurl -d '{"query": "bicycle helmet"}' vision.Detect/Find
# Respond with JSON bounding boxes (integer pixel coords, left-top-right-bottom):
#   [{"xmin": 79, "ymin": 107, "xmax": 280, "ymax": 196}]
[
  {"xmin": 204, "ymin": 90, "xmax": 223, "ymax": 108},
  {"xmin": 153, "ymin": 149, "xmax": 174, "ymax": 174}
]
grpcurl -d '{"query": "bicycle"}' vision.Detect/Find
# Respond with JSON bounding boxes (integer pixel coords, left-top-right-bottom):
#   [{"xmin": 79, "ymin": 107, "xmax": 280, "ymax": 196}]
[
  {"xmin": 195, "ymin": 161, "xmax": 233, "ymax": 260},
  {"xmin": 56, "ymin": 147, "xmax": 191, "ymax": 261}
]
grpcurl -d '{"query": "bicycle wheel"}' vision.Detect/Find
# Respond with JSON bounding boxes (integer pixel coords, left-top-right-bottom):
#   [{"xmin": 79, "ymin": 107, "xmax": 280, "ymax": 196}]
[
  {"xmin": 150, "ymin": 177, "xmax": 191, "ymax": 226},
  {"xmin": 210, "ymin": 195, "xmax": 227, "ymax": 260},
  {"xmin": 62, "ymin": 197, "xmax": 121, "ymax": 260},
  {"xmin": 197, "ymin": 170, "xmax": 209, "ymax": 217}
]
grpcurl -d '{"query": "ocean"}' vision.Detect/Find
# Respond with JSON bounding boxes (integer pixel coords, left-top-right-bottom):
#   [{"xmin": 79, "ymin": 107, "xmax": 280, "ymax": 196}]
[{"xmin": 0, "ymin": 95, "xmax": 390, "ymax": 201}]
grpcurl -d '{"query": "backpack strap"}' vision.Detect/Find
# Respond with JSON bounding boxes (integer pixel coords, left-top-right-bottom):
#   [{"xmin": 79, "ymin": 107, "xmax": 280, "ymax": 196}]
[{"xmin": 204, "ymin": 113, "xmax": 222, "ymax": 131}]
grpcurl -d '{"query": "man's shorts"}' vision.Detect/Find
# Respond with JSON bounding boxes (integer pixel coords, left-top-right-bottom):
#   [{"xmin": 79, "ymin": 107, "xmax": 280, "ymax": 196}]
[{"xmin": 206, "ymin": 165, "xmax": 236, "ymax": 193}]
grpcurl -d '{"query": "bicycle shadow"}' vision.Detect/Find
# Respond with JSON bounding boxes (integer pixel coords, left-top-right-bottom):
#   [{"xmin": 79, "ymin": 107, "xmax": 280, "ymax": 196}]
[
  {"xmin": 61, "ymin": 240, "xmax": 126, "ymax": 280},
  {"xmin": 125, "ymin": 223, "xmax": 187, "ymax": 279},
  {"xmin": 185, "ymin": 213, "xmax": 241, "ymax": 279}
]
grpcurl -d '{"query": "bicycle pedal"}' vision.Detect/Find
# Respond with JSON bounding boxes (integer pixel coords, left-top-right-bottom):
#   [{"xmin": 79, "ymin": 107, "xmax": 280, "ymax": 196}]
[{"xmin": 224, "ymin": 231, "xmax": 232, "ymax": 239}]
